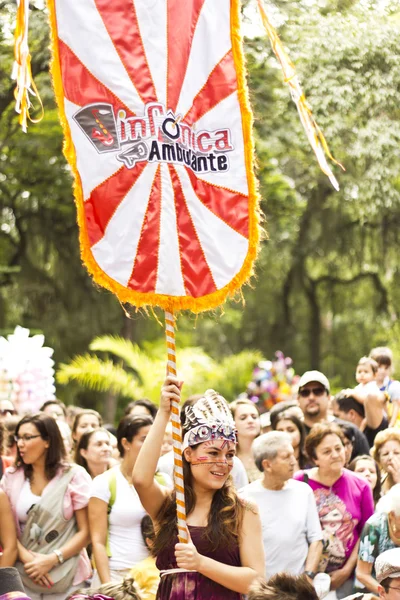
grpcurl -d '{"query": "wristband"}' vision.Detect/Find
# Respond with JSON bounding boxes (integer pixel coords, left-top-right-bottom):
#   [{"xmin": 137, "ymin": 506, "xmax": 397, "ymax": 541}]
[
  {"xmin": 305, "ymin": 571, "xmax": 316, "ymax": 579},
  {"xmin": 53, "ymin": 549, "xmax": 64, "ymax": 564}
]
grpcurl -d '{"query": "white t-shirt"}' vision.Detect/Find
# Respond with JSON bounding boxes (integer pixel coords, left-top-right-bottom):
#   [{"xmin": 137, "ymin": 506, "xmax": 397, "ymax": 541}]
[
  {"xmin": 355, "ymin": 381, "xmax": 381, "ymax": 397},
  {"xmin": 90, "ymin": 466, "xmax": 149, "ymax": 570},
  {"xmin": 16, "ymin": 479, "xmax": 41, "ymax": 532},
  {"xmin": 240, "ymin": 478, "xmax": 322, "ymax": 578},
  {"xmin": 157, "ymin": 450, "xmax": 249, "ymax": 490}
]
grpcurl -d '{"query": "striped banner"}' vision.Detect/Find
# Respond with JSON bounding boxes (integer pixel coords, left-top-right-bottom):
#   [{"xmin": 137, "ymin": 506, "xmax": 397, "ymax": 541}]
[
  {"xmin": 47, "ymin": 0, "xmax": 260, "ymax": 314},
  {"xmin": 165, "ymin": 311, "xmax": 188, "ymax": 543}
]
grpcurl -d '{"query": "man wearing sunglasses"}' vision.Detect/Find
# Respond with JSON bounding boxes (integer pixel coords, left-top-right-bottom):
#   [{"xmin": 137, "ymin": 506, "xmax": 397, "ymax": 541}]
[{"xmin": 298, "ymin": 371, "xmax": 369, "ymax": 460}]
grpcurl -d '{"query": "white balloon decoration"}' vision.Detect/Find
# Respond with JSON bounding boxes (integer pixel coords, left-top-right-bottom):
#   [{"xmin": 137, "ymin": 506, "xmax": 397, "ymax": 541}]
[{"xmin": 0, "ymin": 326, "xmax": 56, "ymax": 414}]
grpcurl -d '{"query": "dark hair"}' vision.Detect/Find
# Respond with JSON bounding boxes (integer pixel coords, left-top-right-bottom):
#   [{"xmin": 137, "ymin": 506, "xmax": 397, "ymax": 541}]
[
  {"xmin": 40, "ymin": 399, "xmax": 67, "ymax": 417},
  {"xmin": 380, "ymin": 577, "xmax": 392, "ymax": 592},
  {"xmin": 349, "ymin": 454, "xmax": 382, "ymax": 505},
  {"xmin": 370, "ymin": 347, "xmax": 392, "ymax": 367},
  {"xmin": 0, "ymin": 421, "xmax": 4, "ymax": 454},
  {"xmin": 273, "ymin": 412, "xmax": 308, "ymax": 469},
  {"xmin": 334, "ymin": 391, "xmax": 365, "ymax": 418},
  {"xmin": 124, "ymin": 399, "xmax": 158, "ymax": 419},
  {"xmin": 3, "ymin": 415, "xmax": 19, "ymax": 450},
  {"xmin": 305, "ymin": 422, "xmax": 345, "ymax": 461},
  {"xmin": 339, "ymin": 423, "xmax": 356, "ymax": 444},
  {"xmin": 151, "ymin": 452, "xmax": 247, "ymax": 556},
  {"xmin": 140, "ymin": 514, "xmax": 155, "ymax": 546},
  {"xmin": 269, "ymin": 400, "xmax": 299, "ymax": 429},
  {"xmin": 74, "ymin": 428, "xmax": 111, "ymax": 476},
  {"xmin": 117, "ymin": 414, "xmax": 153, "ymax": 457},
  {"xmin": 248, "ymin": 573, "xmax": 318, "ymax": 600},
  {"xmin": 71, "ymin": 409, "xmax": 102, "ymax": 441},
  {"xmin": 15, "ymin": 413, "xmax": 67, "ymax": 480}
]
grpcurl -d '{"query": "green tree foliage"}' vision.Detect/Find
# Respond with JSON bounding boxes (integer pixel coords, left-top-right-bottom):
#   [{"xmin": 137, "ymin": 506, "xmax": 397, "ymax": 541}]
[
  {"xmin": 57, "ymin": 335, "xmax": 262, "ymax": 420},
  {"xmin": 180, "ymin": 0, "xmax": 400, "ymax": 384}
]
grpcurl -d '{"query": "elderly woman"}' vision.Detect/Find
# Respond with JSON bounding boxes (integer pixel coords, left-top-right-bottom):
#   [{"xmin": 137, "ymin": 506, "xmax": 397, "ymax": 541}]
[
  {"xmin": 356, "ymin": 485, "xmax": 400, "ymax": 594},
  {"xmin": 371, "ymin": 428, "xmax": 400, "ymax": 495},
  {"xmin": 294, "ymin": 423, "xmax": 374, "ymax": 599}
]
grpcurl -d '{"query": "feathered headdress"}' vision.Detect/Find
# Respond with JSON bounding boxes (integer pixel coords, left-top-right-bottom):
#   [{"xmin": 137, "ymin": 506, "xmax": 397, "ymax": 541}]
[{"xmin": 182, "ymin": 390, "xmax": 237, "ymax": 450}]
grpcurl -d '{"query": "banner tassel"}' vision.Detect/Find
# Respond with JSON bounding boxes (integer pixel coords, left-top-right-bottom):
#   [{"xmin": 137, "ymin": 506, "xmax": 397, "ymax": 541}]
[
  {"xmin": 12, "ymin": 0, "xmax": 43, "ymax": 132},
  {"xmin": 257, "ymin": 0, "xmax": 345, "ymax": 191}
]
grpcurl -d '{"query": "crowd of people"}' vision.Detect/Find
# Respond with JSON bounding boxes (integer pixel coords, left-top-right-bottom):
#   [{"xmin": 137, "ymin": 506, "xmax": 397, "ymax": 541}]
[{"xmin": 1, "ymin": 345, "xmax": 400, "ymax": 600}]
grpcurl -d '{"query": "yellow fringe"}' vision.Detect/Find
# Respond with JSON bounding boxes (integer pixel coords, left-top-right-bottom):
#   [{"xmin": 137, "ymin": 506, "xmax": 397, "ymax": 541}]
[
  {"xmin": 257, "ymin": 0, "xmax": 345, "ymax": 190},
  {"xmin": 13, "ymin": 0, "xmax": 44, "ymax": 132},
  {"xmin": 46, "ymin": 0, "xmax": 261, "ymax": 314}
]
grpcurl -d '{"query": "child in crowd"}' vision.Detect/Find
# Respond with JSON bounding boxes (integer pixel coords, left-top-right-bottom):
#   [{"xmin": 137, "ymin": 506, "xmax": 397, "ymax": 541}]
[
  {"xmin": 370, "ymin": 347, "xmax": 400, "ymax": 427},
  {"xmin": 354, "ymin": 357, "xmax": 381, "ymax": 399},
  {"xmin": 344, "ymin": 357, "xmax": 383, "ymax": 411},
  {"xmin": 130, "ymin": 516, "xmax": 160, "ymax": 600},
  {"xmin": 67, "ymin": 576, "xmax": 141, "ymax": 600}
]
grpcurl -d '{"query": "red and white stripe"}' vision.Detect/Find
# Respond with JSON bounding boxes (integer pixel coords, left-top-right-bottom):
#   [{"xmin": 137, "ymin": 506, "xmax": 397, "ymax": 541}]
[
  {"xmin": 54, "ymin": 0, "xmax": 251, "ymax": 301},
  {"xmin": 165, "ymin": 311, "xmax": 188, "ymax": 543}
]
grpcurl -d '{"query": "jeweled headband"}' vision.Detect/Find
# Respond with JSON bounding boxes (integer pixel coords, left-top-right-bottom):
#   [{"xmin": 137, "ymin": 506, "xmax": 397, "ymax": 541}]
[{"xmin": 182, "ymin": 390, "xmax": 237, "ymax": 450}]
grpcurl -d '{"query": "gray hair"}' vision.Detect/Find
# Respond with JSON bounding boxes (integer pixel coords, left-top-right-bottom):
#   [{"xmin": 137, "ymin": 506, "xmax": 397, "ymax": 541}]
[
  {"xmin": 377, "ymin": 484, "xmax": 400, "ymax": 516},
  {"xmin": 252, "ymin": 431, "xmax": 292, "ymax": 472}
]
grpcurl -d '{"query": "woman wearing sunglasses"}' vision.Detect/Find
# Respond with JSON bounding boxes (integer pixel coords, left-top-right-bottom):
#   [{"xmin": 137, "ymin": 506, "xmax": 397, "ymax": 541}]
[{"xmin": 0, "ymin": 413, "xmax": 92, "ymax": 599}]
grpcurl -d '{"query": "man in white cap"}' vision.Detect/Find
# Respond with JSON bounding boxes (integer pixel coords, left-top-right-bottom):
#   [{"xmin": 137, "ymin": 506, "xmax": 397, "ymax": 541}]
[
  {"xmin": 297, "ymin": 370, "xmax": 369, "ymax": 459},
  {"xmin": 376, "ymin": 548, "xmax": 400, "ymax": 599}
]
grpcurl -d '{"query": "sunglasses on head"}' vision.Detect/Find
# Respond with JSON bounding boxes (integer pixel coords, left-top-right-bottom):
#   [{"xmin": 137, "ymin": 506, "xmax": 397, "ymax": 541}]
[
  {"xmin": 299, "ymin": 387, "xmax": 326, "ymax": 398},
  {"xmin": 0, "ymin": 408, "xmax": 17, "ymax": 416}
]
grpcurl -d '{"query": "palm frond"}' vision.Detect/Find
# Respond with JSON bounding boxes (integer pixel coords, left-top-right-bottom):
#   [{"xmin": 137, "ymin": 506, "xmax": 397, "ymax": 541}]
[{"xmin": 56, "ymin": 354, "xmax": 143, "ymax": 399}]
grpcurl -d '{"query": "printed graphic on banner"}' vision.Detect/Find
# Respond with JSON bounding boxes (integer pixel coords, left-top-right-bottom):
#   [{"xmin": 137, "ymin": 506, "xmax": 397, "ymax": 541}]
[{"xmin": 73, "ymin": 102, "xmax": 234, "ymax": 174}]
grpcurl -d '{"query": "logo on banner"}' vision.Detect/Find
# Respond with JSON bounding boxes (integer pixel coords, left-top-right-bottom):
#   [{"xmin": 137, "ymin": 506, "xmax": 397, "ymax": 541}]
[{"xmin": 73, "ymin": 102, "xmax": 234, "ymax": 174}]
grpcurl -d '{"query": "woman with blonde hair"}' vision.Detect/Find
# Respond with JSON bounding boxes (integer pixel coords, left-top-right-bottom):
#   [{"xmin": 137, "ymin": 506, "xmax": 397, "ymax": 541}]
[
  {"xmin": 371, "ymin": 428, "xmax": 400, "ymax": 495},
  {"xmin": 132, "ymin": 376, "xmax": 265, "ymax": 599}
]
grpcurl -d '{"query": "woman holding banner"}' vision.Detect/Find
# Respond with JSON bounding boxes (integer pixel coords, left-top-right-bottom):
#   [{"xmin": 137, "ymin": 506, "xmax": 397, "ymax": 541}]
[{"xmin": 132, "ymin": 375, "xmax": 265, "ymax": 600}]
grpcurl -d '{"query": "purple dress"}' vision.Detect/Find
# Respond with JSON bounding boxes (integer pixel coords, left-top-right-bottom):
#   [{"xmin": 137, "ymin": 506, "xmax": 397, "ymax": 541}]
[{"xmin": 156, "ymin": 525, "xmax": 243, "ymax": 600}]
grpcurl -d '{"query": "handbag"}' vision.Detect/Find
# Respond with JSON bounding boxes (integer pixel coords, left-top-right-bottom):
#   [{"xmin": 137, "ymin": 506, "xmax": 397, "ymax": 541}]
[{"xmin": 16, "ymin": 467, "xmax": 81, "ymax": 594}]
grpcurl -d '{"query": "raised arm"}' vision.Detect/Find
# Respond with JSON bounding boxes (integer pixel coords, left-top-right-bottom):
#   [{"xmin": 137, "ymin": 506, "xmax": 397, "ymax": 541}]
[{"xmin": 132, "ymin": 375, "xmax": 182, "ymax": 518}]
